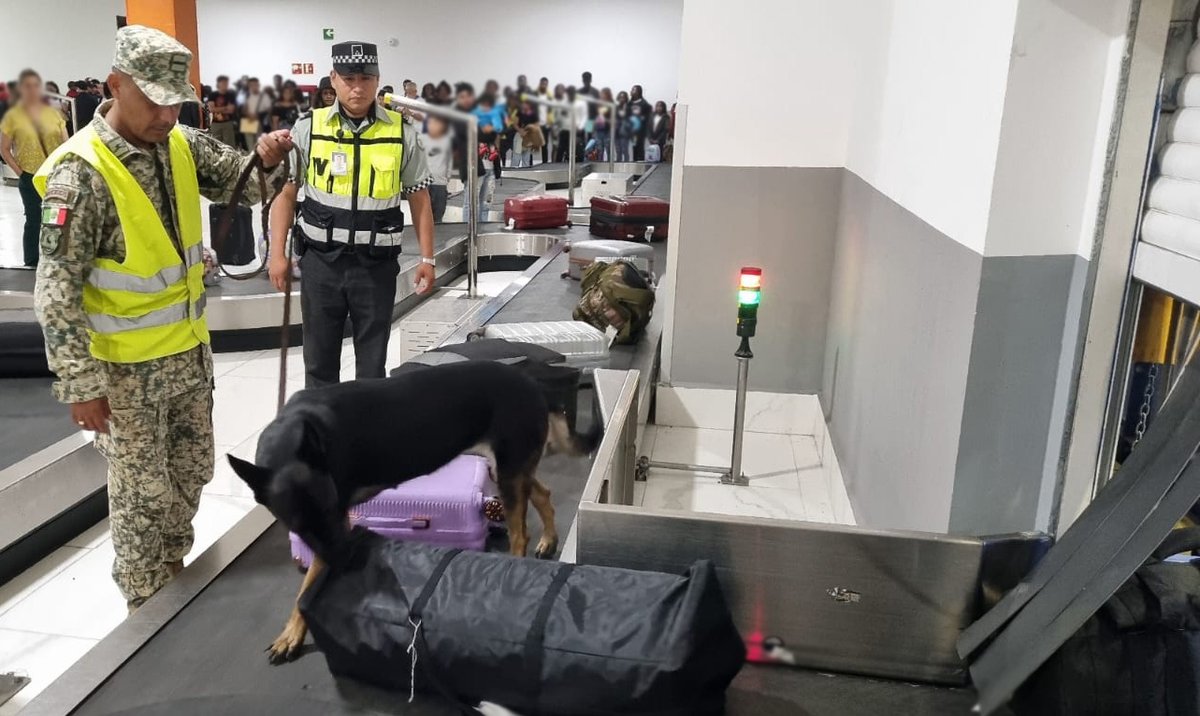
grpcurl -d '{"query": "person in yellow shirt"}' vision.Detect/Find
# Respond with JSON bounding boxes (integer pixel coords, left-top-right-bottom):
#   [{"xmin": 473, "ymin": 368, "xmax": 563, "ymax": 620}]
[{"xmin": 1, "ymin": 68, "xmax": 68, "ymax": 267}]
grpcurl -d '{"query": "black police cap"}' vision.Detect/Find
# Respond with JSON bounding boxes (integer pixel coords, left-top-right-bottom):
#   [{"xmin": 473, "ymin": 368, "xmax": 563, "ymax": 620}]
[{"xmin": 331, "ymin": 41, "xmax": 380, "ymax": 77}]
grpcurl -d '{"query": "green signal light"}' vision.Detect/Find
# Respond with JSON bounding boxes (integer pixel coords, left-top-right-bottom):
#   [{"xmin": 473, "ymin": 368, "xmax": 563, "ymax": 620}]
[{"xmin": 738, "ymin": 289, "xmax": 761, "ymax": 306}]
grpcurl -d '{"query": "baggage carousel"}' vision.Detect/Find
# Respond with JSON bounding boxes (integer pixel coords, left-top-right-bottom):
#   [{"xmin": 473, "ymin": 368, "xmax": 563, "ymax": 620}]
[
  {"xmin": 499, "ymin": 161, "xmax": 592, "ymax": 189},
  {"xmin": 0, "ymin": 304, "xmax": 106, "ymax": 584},
  {"xmin": 20, "ymin": 164, "xmax": 994, "ymax": 714},
  {"xmin": 0, "ymin": 223, "xmax": 480, "ymax": 353}
]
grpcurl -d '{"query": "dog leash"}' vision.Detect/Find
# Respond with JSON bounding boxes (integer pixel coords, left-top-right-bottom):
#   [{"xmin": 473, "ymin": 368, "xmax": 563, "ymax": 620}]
[{"xmin": 210, "ymin": 153, "xmax": 294, "ymax": 413}]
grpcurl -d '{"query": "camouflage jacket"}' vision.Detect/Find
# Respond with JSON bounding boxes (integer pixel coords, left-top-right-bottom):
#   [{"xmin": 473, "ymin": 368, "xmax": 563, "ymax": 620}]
[{"xmin": 34, "ymin": 100, "xmax": 287, "ymax": 406}]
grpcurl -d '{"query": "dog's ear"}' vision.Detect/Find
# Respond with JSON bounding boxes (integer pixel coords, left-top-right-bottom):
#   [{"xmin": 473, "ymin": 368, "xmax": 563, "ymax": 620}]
[{"xmin": 227, "ymin": 455, "xmax": 274, "ymax": 501}]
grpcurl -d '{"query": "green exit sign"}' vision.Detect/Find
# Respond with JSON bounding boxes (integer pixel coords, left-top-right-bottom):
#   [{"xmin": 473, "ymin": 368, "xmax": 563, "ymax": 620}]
[{"xmin": 322, "ymin": 28, "xmax": 334, "ymax": 40}]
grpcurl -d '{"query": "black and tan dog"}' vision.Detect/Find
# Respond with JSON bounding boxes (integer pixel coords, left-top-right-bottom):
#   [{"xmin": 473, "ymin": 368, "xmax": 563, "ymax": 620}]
[{"xmin": 228, "ymin": 360, "xmax": 600, "ymax": 663}]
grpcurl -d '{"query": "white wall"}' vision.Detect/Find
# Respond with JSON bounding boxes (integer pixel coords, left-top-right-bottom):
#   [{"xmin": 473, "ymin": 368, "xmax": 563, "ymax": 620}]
[
  {"xmin": 196, "ymin": 0, "xmax": 682, "ymax": 105},
  {"xmin": 0, "ymin": 0, "xmax": 125, "ymax": 89},
  {"xmin": 846, "ymin": 0, "xmax": 1020, "ymax": 255},
  {"xmin": 982, "ymin": 0, "xmax": 1132, "ymax": 259},
  {"xmin": 677, "ymin": 0, "xmax": 865, "ymax": 168}
]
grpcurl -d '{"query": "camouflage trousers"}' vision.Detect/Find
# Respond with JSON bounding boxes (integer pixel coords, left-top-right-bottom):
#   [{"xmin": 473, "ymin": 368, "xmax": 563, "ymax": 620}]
[{"xmin": 95, "ymin": 386, "xmax": 215, "ymax": 604}]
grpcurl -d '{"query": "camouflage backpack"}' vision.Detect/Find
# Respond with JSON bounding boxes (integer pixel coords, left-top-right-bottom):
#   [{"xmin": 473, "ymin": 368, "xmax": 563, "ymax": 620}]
[{"xmin": 573, "ymin": 261, "xmax": 655, "ymax": 344}]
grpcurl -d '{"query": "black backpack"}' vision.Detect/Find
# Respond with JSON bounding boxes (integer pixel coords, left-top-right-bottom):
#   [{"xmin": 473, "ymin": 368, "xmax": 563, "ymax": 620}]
[{"xmin": 1014, "ymin": 527, "xmax": 1200, "ymax": 715}]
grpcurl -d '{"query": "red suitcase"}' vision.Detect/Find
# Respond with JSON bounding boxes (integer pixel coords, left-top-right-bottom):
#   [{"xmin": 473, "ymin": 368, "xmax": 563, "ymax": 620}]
[
  {"xmin": 504, "ymin": 194, "xmax": 570, "ymax": 229},
  {"xmin": 589, "ymin": 195, "xmax": 670, "ymax": 241}
]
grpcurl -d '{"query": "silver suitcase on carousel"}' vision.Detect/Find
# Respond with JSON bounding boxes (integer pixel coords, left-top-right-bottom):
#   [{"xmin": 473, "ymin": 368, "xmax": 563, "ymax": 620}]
[{"xmin": 566, "ymin": 239, "xmax": 655, "ymax": 281}]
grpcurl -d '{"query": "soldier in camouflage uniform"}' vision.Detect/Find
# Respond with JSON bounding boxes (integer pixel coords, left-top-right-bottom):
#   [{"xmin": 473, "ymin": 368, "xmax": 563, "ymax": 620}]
[{"xmin": 33, "ymin": 25, "xmax": 294, "ymax": 612}]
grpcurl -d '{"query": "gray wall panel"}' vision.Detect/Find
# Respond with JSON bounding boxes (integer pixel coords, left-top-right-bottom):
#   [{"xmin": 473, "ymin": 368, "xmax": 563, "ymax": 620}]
[
  {"xmin": 949, "ymin": 254, "xmax": 1089, "ymax": 535},
  {"xmin": 822, "ymin": 172, "xmax": 981, "ymax": 533},
  {"xmin": 668, "ymin": 166, "xmax": 841, "ymax": 392}
]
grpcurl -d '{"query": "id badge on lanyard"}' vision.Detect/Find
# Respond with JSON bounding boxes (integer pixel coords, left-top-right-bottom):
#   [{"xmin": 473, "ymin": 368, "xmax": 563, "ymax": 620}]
[{"xmin": 331, "ymin": 151, "xmax": 349, "ymax": 177}]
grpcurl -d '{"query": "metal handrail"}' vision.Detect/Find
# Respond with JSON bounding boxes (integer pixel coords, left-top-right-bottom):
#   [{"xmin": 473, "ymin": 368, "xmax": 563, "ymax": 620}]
[
  {"xmin": 384, "ymin": 93, "xmax": 480, "ymax": 297},
  {"xmin": 523, "ymin": 93, "xmax": 578, "ymax": 205},
  {"xmin": 581, "ymin": 96, "xmax": 617, "ymax": 167},
  {"xmin": 44, "ymin": 92, "xmax": 78, "ymax": 135},
  {"xmin": 580, "ymin": 369, "xmax": 640, "ymax": 506}
]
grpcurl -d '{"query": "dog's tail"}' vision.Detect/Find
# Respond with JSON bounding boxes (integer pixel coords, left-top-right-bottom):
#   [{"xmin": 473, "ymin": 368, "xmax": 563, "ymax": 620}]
[{"xmin": 546, "ymin": 413, "xmax": 604, "ymax": 456}]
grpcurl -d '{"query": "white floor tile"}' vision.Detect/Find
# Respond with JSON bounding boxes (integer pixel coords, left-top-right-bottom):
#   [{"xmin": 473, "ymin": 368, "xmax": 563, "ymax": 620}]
[
  {"xmin": 641, "ymin": 472, "xmax": 809, "ymax": 521},
  {"xmin": 638, "ymin": 424, "xmax": 658, "ymax": 459},
  {"xmin": 212, "ymin": 349, "xmax": 264, "ymax": 378},
  {"xmin": 229, "ymin": 347, "xmax": 304, "ymax": 382},
  {"xmin": 633, "ymin": 480, "xmax": 647, "ymax": 507},
  {"xmin": 211, "ymin": 375, "xmax": 280, "ymax": 447},
  {"xmin": 822, "ymin": 444, "xmax": 857, "ymax": 526},
  {"xmin": 0, "ymin": 184, "xmax": 27, "ymax": 268},
  {"xmin": 0, "ymin": 629, "xmax": 97, "ymax": 714},
  {"xmin": 650, "ymin": 427, "xmax": 798, "ymax": 489},
  {"xmin": 791, "ymin": 435, "xmax": 821, "ymax": 471},
  {"xmin": 187, "ymin": 494, "xmax": 257, "ymax": 564},
  {"xmin": 654, "ymin": 387, "xmax": 821, "ymax": 435},
  {"xmin": 0, "ymin": 547, "xmax": 88, "ymax": 618},
  {"xmin": 796, "ymin": 466, "xmax": 835, "ymax": 523},
  {"xmin": 0, "ymin": 541, "xmax": 126, "ymax": 640},
  {"xmin": 793, "ymin": 437, "xmax": 840, "ymax": 523},
  {"xmin": 205, "ymin": 448, "xmax": 257, "ymax": 500},
  {"xmin": 227, "ymin": 429, "xmax": 263, "ymax": 462}
]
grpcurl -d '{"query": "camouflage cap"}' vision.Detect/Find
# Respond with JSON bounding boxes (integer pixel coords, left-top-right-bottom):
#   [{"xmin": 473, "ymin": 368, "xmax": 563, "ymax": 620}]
[{"xmin": 112, "ymin": 25, "xmax": 195, "ymax": 106}]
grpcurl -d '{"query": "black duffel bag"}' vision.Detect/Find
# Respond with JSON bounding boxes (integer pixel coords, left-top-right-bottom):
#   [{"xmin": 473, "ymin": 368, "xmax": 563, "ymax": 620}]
[
  {"xmin": 0, "ymin": 322, "xmax": 52, "ymax": 377},
  {"xmin": 1014, "ymin": 527, "xmax": 1200, "ymax": 715},
  {"xmin": 209, "ymin": 203, "xmax": 257, "ymax": 266},
  {"xmin": 300, "ymin": 529, "xmax": 745, "ymax": 716}
]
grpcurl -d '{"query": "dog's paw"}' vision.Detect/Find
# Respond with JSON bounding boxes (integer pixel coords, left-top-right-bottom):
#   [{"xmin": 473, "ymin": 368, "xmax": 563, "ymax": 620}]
[
  {"xmin": 534, "ymin": 537, "xmax": 558, "ymax": 560},
  {"xmin": 265, "ymin": 630, "xmax": 304, "ymax": 665}
]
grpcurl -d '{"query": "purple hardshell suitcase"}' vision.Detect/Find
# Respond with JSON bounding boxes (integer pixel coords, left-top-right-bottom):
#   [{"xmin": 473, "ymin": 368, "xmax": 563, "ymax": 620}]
[{"xmin": 290, "ymin": 454, "xmax": 497, "ymax": 568}]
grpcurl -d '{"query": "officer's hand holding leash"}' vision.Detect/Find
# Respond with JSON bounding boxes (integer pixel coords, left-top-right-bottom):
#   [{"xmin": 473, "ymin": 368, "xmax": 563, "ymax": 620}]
[{"xmin": 257, "ymin": 129, "xmax": 294, "ymax": 169}]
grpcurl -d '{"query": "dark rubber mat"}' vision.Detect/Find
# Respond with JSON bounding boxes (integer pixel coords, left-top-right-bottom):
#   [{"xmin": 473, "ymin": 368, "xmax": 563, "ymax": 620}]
[
  {"xmin": 72, "ymin": 523, "xmax": 983, "ymax": 716},
  {"xmin": 0, "ymin": 268, "xmax": 34, "ymax": 293},
  {"xmin": 0, "ymin": 377, "xmax": 77, "ymax": 470},
  {"xmin": 631, "ymin": 164, "xmax": 672, "ymax": 200},
  {"xmin": 963, "ymin": 347, "xmax": 1200, "ymax": 714}
]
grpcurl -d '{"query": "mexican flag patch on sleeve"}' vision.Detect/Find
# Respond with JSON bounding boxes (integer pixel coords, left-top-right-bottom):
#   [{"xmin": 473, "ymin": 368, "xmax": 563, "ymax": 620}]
[{"xmin": 42, "ymin": 205, "xmax": 69, "ymax": 227}]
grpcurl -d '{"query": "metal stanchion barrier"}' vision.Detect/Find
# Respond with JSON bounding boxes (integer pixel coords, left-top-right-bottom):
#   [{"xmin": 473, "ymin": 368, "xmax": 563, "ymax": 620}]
[{"xmin": 384, "ymin": 94, "xmax": 480, "ymax": 297}]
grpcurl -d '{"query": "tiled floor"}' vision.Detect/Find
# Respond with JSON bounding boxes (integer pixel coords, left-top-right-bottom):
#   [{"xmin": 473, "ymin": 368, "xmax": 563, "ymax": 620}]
[
  {"xmin": 1, "ymin": 182, "xmax": 27, "ymax": 268},
  {"xmin": 638, "ymin": 424, "xmax": 856, "ymax": 526},
  {"xmin": 0, "ymin": 267, "xmax": 519, "ymax": 712}
]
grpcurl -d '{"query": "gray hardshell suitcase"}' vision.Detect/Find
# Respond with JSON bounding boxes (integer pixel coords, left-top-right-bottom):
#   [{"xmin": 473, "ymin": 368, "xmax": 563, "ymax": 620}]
[{"xmin": 566, "ymin": 239, "xmax": 655, "ymax": 281}]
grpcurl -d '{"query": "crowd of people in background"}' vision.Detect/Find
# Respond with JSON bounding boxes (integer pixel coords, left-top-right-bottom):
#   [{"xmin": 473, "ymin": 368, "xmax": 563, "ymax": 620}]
[
  {"xmin": 189, "ymin": 70, "xmax": 675, "ymax": 174},
  {"xmin": 0, "ymin": 66, "xmax": 674, "ymax": 241}
]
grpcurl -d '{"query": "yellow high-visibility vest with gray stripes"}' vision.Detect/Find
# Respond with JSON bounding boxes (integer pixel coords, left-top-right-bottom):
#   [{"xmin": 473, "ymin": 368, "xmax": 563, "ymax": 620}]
[
  {"xmin": 299, "ymin": 106, "xmax": 405, "ymax": 256},
  {"xmin": 34, "ymin": 126, "xmax": 209, "ymax": 363}
]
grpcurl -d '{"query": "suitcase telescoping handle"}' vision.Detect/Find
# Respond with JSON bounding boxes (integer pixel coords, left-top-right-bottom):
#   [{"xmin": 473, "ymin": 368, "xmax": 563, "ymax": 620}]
[{"xmin": 349, "ymin": 515, "xmax": 431, "ymax": 530}]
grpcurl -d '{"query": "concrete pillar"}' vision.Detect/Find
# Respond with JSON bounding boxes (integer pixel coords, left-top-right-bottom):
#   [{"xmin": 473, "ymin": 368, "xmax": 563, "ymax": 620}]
[{"xmin": 125, "ymin": 0, "xmax": 201, "ymax": 97}]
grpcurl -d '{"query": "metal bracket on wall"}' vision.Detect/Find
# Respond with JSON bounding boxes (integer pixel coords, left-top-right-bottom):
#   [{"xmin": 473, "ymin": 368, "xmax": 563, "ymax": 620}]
[
  {"xmin": 639, "ymin": 458, "xmax": 748, "ymax": 486},
  {"xmin": 0, "ymin": 672, "xmax": 29, "ymax": 706}
]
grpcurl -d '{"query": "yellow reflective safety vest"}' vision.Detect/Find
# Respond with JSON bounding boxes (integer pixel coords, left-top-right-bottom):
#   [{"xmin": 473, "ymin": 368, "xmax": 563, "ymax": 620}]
[
  {"xmin": 299, "ymin": 106, "xmax": 406, "ymax": 257},
  {"xmin": 34, "ymin": 126, "xmax": 209, "ymax": 364}
]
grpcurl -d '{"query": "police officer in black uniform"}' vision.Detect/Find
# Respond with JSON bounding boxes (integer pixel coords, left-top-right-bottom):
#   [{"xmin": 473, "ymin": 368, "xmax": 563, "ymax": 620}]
[{"xmin": 269, "ymin": 42, "xmax": 436, "ymax": 387}]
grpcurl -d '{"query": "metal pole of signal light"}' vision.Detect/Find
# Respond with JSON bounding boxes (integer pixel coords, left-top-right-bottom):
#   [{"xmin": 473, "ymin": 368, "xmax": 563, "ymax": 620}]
[
  {"xmin": 581, "ymin": 95, "xmax": 617, "ymax": 168},
  {"xmin": 522, "ymin": 94, "xmax": 577, "ymax": 205},
  {"xmin": 635, "ymin": 268, "xmax": 761, "ymax": 487},
  {"xmin": 384, "ymin": 94, "xmax": 480, "ymax": 298}
]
